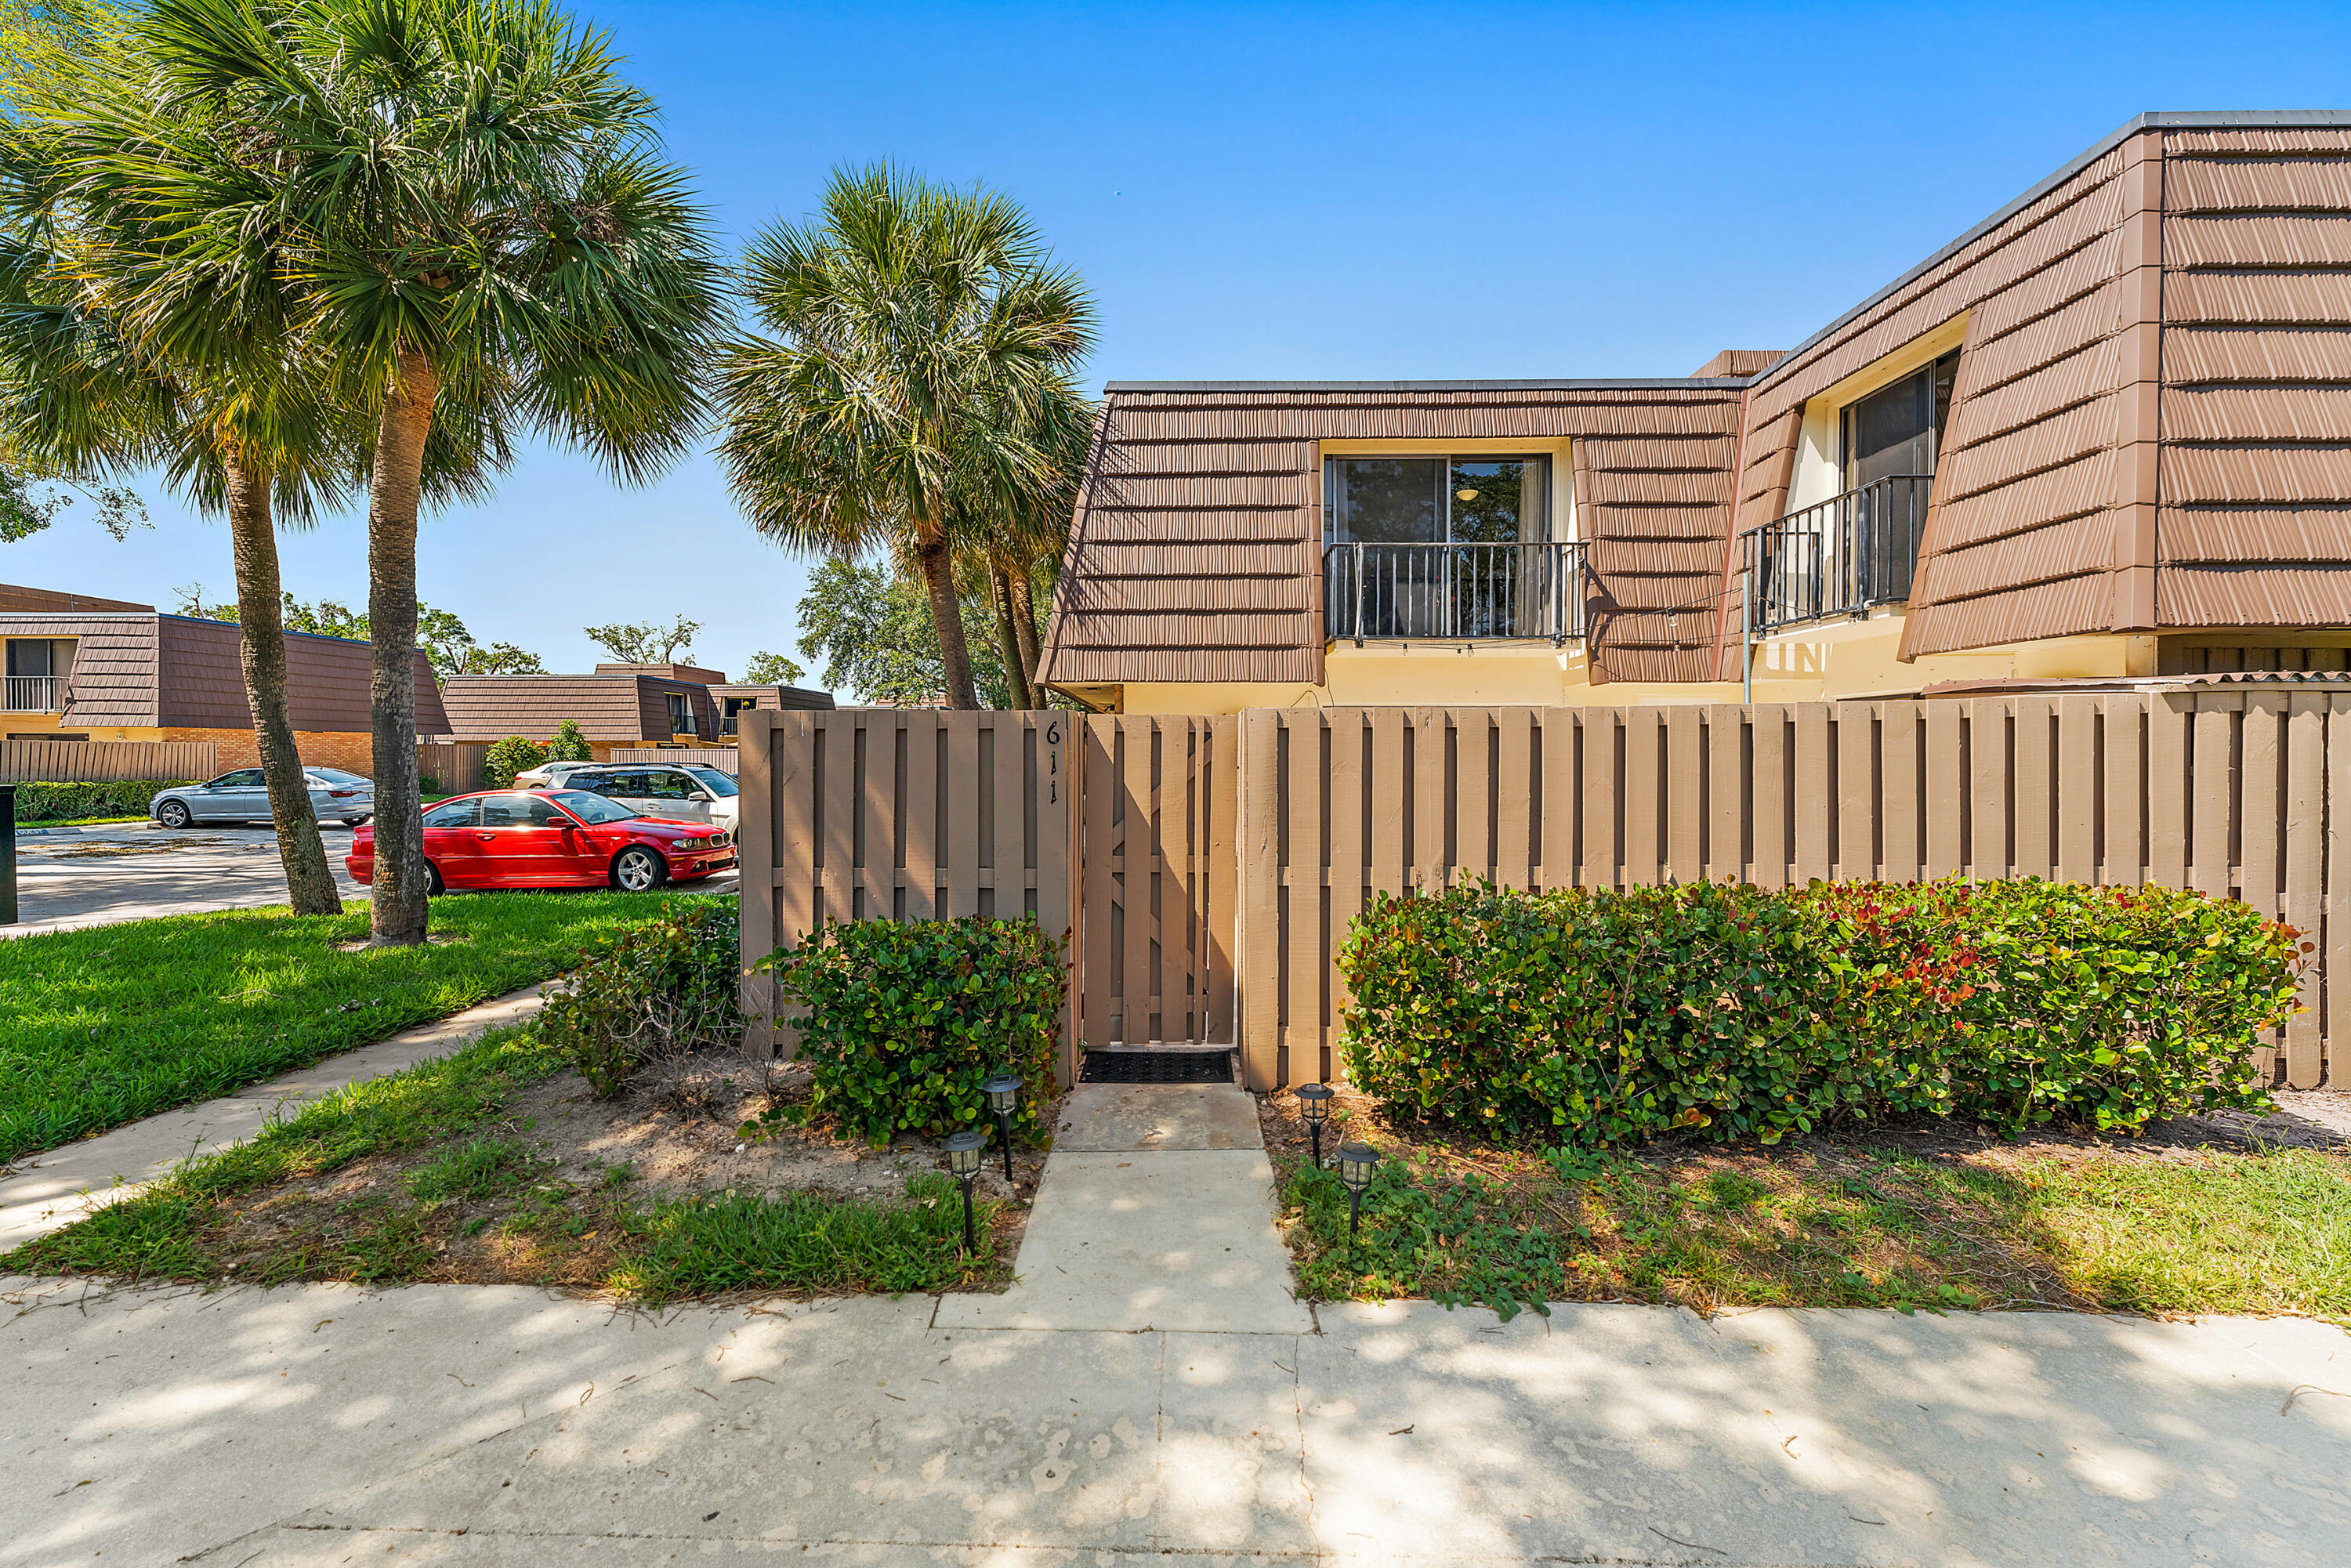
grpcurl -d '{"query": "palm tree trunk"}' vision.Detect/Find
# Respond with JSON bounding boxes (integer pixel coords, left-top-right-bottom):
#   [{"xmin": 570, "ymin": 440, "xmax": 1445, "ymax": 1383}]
[
  {"xmin": 366, "ymin": 349, "xmax": 439, "ymax": 946},
  {"xmin": 914, "ymin": 526, "xmax": 979, "ymax": 709},
  {"xmin": 987, "ymin": 561, "xmax": 1034, "ymax": 709},
  {"xmin": 224, "ymin": 457, "xmax": 341, "ymax": 916},
  {"xmin": 1009, "ymin": 570, "xmax": 1045, "ymax": 704}
]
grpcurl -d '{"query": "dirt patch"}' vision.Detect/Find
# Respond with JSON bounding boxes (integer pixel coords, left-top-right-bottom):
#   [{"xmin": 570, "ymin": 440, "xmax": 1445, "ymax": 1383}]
[
  {"xmin": 50, "ymin": 835, "xmax": 237, "ymax": 859},
  {"xmin": 184, "ymin": 1050, "xmax": 1046, "ymax": 1299}
]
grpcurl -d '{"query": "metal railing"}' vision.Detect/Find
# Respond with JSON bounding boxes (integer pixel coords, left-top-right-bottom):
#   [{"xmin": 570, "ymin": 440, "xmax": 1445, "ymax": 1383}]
[
  {"xmin": 1324, "ymin": 541, "xmax": 1588, "ymax": 643},
  {"xmin": 2, "ymin": 675, "xmax": 66, "ymax": 712},
  {"xmin": 1741, "ymin": 475, "xmax": 1932, "ymax": 632}
]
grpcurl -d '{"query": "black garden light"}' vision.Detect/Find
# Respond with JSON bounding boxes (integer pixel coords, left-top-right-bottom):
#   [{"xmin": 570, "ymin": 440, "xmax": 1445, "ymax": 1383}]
[
  {"xmin": 944, "ymin": 1128, "xmax": 988, "ymax": 1254},
  {"xmin": 982, "ymin": 1073, "xmax": 1022, "ymax": 1182},
  {"xmin": 1336, "ymin": 1141, "xmax": 1379, "ymax": 1238},
  {"xmin": 1295, "ymin": 1082, "xmax": 1333, "ymax": 1168}
]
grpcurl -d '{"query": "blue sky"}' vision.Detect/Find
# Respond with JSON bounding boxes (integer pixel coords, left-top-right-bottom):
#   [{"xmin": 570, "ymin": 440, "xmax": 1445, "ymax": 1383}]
[{"xmin": 9, "ymin": 1, "xmax": 2349, "ymax": 692}]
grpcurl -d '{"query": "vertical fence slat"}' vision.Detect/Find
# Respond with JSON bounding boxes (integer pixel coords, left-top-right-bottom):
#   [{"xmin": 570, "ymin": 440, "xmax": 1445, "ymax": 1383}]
[
  {"xmin": 2241, "ymin": 693, "xmax": 2284, "ymax": 919},
  {"xmin": 1541, "ymin": 708, "xmax": 1576, "ymax": 888},
  {"xmin": 2149, "ymin": 696, "xmax": 2189, "ymax": 888},
  {"xmin": 1456, "ymin": 708, "xmax": 1494, "ymax": 883},
  {"xmin": 1882, "ymin": 701, "xmax": 1922, "ymax": 884},
  {"xmin": 821, "ymin": 713, "xmax": 858, "ymax": 929},
  {"xmin": 901, "ymin": 712, "xmax": 939, "ymax": 920},
  {"xmin": 858, "ymin": 715, "xmax": 897, "ymax": 920},
  {"xmin": 1082, "ymin": 717, "xmax": 1118, "ymax": 1048},
  {"xmin": 1327, "ymin": 712, "xmax": 1367, "ymax": 1056},
  {"xmin": 1707, "ymin": 704, "xmax": 1744, "ymax": 881},
  {"xmin": 1207, "ymin": 715, "xmax": 1239, "ymax": 1044},
  {"xmin": 1835, "ymin": 701, "xmax": 1873, "ymax": 882},
  {"xmin": 1368, "ymin": 707, "xmax": 1406, "ymax": 898},
  {"xmin": 1122, "ymin": 717, "xmax": 1157, "ymax": 1042},
  {"xmin": 1968, "ymin": 697, "xmax": 2012, "ymax": 880},
  {"xmin": 1794, "ymin": 702, "xmax": 1833, "ymax": 885},
  {"xmin": 2056, "ymin": 697, "xmax": 2098, "ymax": 885},
  {"xmin": 2284, "ymin": 694, "xmax": 2325, "ymax": 1088},
  {"xmin": 1240, "ymin": 708, "xmax": 1282, "ymax": 1089},
  {"xmin": 1581, "ymin": 708, "xmax": 1620, "ymax": 889},
  {"xmin": 1284, "ymin": 712, "xmax": 1326, "ymax": 1075},
  {"xmin": 1495, "ymin": 707, "xmax": 1532, "ymax": 889},
  {"xmin": 1411, "ymin": 708, "xmax": 1447, "ymax": 891},
  {"xmin": 1624, "ymin": 707, "xmax": 1662, "ymax": 886},
  {"xmin": 2327, "ymin": 697, "xmax": 2351, "ymax": 1088},
  {"xmin": 1665, "ymin": 704, "xmax": 1703, "ymax": 885},
  {"xmin": 2103, "ymin": 697, "xmax": 2146, "ymax": 886},
  {"xmin": 2014, "ymin": 697, "xmax": 2055, "ymax": 882},
  {"xmin": 1165, "ymin": 721, "xmax": 1199, "ymax": 1042},
  {"xmin": 984, "ymin": 715, "xmax": 1020, "ymax": 922},
  {"xmin": 1751, "ymin": 705, "xmax": 1788, "ymax": 889},
  {"xmin": 2190, "ymin": 703, "xmax": 2233, "ymax": 900},
  {"xmin": 736, "ymin": 711, "xmax": 781, "ymax": 1057},
  {"xmin": 1925, "ymin": 700, "xmax": 1963, "ymax": 879}
]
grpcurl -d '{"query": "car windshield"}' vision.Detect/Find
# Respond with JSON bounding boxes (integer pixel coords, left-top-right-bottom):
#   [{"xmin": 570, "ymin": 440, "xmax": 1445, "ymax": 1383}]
[
  {"xmin": 686, "ymin": 767, "xmax": 738, "ymax": 798},
  {"xmin": 308, "ymin": 767, "xmax": 368, "ymax": 784},
  {"xmin": 551, "ymin": 790, "xmax": 638, "ymax": 824}
]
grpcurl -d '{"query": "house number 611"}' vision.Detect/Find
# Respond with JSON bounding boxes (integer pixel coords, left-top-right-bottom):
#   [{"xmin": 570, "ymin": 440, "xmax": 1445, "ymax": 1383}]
[{"xmin": 1045, "ymin": 722, "xmax": 1060, "ymax": 802}]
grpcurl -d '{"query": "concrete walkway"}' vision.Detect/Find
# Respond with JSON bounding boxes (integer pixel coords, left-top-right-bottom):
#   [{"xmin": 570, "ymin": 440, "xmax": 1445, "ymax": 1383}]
[
  {"xmin": 4, "ymin": 1083, "xmax": 2350, "ymax": 1565},
  {"xmin": 0, "ymin": 983, "xmax": 550, "ymax": 1249}
]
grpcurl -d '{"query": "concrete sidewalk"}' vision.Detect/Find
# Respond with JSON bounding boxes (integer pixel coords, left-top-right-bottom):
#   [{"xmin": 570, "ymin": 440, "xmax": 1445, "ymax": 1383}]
[
  {"xmin": 5, "ymin": 1082, "xmax": 2349, "ymax": 1565},
  {"xmin": 0, "ymin": 983, "xmax": 551, "ymax": 1249}
]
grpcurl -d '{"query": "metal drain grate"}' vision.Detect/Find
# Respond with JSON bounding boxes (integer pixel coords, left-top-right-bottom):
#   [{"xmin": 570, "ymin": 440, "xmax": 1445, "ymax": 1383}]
[{"xmin": 1080, "ymin": 1050, "xmax": 1235, "ymax": 1085}]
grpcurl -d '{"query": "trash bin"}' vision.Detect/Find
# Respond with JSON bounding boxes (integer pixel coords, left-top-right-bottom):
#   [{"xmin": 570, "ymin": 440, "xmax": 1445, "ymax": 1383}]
[{"xmin": 0, "ymin": 781, "xmax": 16, "ymax": 925}]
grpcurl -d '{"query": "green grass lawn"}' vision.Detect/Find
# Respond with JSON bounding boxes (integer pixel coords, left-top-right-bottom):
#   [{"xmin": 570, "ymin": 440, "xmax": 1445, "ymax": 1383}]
[
  {"xmin": 4, "ymin": 1023, "xmax": 1002, "ymax": 1304},
  {"xmin": 0, "ymin": 893, "xmax": 716, "ymax": 1162},
  {"xmin": 1273, "ymin": 1101, "xmax": 2351, "ymax": 1324}
]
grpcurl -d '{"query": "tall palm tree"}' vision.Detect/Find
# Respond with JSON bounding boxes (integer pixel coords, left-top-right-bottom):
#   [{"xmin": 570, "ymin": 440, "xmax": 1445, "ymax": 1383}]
[
  {"xmin": 67, "ymin": 0, "xmax": 720, "ymax": 945},
  {"xmin": 716, "ymin": 165, "xmax": 1097, "ymax": 710},
  {"xmin": 0, "ymin": 101, "xmax": 357, "ymax": 914}
]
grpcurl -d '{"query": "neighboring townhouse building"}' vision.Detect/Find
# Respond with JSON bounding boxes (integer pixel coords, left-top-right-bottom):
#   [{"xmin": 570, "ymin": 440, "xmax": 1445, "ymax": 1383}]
[
  {"xmin": 2, "ymin": 583, "xmax": 446, "ymax": 770},
  {"xmin": 1038, "ymin": 111, "xmax": 2351, "ymax": 713},
  {"xmin": 440, "ymin": 662, "xmax": 831, "ymax": 759}
]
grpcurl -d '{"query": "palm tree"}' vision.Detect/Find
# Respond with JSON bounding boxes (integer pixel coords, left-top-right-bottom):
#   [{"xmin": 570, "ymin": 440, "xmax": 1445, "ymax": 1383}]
[
  {"xmin": 0, "ymin": 107, "xmax": 356, "ymax": 914},
  {"xmin": 66, "ymin": 0, "xmax": 720, "ymax": 944},
  {"xmin": 716, "ymin": 165, "xmax": 1097, "ymax": 710}
]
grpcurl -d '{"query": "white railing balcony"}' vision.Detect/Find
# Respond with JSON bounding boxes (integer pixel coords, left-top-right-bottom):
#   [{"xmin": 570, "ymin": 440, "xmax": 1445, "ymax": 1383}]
[
  {"xmin": 1324, "ymin": 541, "xmax": 1588, "ymax": 643},
  {"xmin": 1741, "ymin": 474, "xmax": 1932, "ymax": 632},
  {"xmin": 3, "ymin": 675, "xmax": 67, "ymax": 712}
]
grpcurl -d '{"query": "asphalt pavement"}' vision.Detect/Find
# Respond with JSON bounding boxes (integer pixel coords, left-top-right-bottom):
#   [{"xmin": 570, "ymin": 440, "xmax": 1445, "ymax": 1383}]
[{"xmin": 2, "ymin": 820, "xmax": 737, "ymax": 936}]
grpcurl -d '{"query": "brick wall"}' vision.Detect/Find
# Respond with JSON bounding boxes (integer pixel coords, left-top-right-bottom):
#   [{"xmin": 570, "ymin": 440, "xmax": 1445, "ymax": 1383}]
[{"xmin": 160, "ymin": 727, "xmax": 376, "ymax": 775}]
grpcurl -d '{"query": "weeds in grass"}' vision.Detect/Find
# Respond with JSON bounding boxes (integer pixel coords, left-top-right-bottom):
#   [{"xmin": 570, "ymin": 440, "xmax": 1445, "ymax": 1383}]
[
  {"xmin": 407, "ymin": 1139, "xmax": 539, "ymax": 1204},
  {"xmin": 0, "ymin": 893, "xmax": 721, "ymax": 1160},
  {"xmin": 607, "ymin": 1175, "xmax": 994, "ymax": 1305},
  {"xmin": 1286, "ymin": 1162, "xmax": 1572, "ymax": 1320}
]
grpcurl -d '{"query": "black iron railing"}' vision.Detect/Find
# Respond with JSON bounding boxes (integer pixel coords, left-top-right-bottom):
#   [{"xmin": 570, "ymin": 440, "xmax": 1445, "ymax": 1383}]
[
  {"xmin": 1324, "ymin": 541, "xmax": 1588, "ymax": 643},
  {"xmin": 1741, "ymin": 475, "xmax": 1931, "ymax": 632}
]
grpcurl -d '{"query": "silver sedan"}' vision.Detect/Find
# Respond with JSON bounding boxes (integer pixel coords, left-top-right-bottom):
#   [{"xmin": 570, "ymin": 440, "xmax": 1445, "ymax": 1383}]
[{"xmin": 151, "ymin": 766, "xmax": 376, "ymax": 829}]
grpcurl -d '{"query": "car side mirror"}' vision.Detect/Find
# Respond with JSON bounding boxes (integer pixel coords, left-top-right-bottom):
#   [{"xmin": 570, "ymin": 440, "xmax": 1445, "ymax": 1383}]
[{"xmin": 687, "ymin": 789, "xmax": 712, "ymax": 802}]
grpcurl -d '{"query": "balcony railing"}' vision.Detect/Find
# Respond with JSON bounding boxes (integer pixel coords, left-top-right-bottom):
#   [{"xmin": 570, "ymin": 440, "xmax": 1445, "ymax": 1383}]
[
  {"xmin": 1324, "ymin": 541, "xmax": 1588, "ymax": 643},
  {"xmin": 3, "ymin": 675, "xmax": 66, "ymax": 712},
  {"xmin": 1741, "ymin": 475, "xmax": 1932, "ymax": 632}
]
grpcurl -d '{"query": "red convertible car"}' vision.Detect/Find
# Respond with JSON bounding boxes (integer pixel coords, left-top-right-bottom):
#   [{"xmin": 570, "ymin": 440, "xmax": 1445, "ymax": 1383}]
[{"xmin": 345, "ymin": 789, "xmax": 737, "ymax": 893}]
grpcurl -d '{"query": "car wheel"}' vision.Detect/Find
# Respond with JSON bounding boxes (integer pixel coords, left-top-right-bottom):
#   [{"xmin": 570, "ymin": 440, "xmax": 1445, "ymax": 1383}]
[
  {"xmin": 341, "ymin": 816, "xmax": 371, "ymax": 827},
  {"xmin": 425, "ymin": 860, "xmax": 445, "ymax": 896},
  {"xmin": 156, "ymin": 798, "xmax": 192, "ymax": 829},
  {"xmin": 611, "ymin": 846, "xmax": 666, "ymax": 893}
]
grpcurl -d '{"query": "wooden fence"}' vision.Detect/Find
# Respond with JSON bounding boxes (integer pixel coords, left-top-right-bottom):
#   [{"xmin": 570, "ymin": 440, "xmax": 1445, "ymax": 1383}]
[
  {"xmin": 416, "ymin": 742, "xmax": 487, "ymax": 792},
  {"xmin": 0, "ymin": 738, "xmax": 216, "ymax": 782},
  {"xmin": 737, "ymin": 692, "xmax": 2345, "ymax": 1092},
  {"xmin": 610, "ymin": 746, "xmax": 739, "ymax": 773},
  {"xmin": 735, "ymin": 708, "xmax": 1077, "ymax": 1074},
  {"xmin": 1234, "ymin": 693, "xmax": 2345, "ymax": 1092}
]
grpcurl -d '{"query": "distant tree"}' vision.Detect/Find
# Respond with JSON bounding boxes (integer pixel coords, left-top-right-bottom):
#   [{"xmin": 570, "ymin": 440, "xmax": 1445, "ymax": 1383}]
[
  {"xmin": 170, "ymin": 583, "xmax": 240, "ymax": 621},
  {"xmin": 584, "ymin": 614, "xmax": 702, "ymax": 666},
  {"xmin": 741, "ymin": 649, "xmax": 806, "ymax": 686},
  {"xmin": 796, "ymin": 556, "xmax": 1012, "ymax": 708},
  {"xmin": 284, "ymin": 596, "xmax": 369, "ymax": 641},
  {"xmin": 422, "ymin": 607, "xmax": 545, "ymax": 681},
  {"xmin": 0, "ymin": 467, "xmax": 145, "ymax": 544},
  {"xmin": 547, "ymin": 718, "xmax": 592, "ymax": 762}
]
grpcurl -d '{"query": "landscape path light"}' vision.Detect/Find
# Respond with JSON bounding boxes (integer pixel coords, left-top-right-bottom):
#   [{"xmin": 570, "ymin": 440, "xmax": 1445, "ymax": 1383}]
[
  {"xmin": 1295, "ymin": 1082, "xmax": 1333, "ymax": 1168},
  {"xmin": 1337, "ymin": 1141, "xmax": 1379, "ymax": 1239},
  {"xmin": 982, "ymin": 1073, "xmax": 1022, "ymax": 1182},
  {"xmin": 944, "ymin": 1129, "xmax": 988, "ymax": 1255}
]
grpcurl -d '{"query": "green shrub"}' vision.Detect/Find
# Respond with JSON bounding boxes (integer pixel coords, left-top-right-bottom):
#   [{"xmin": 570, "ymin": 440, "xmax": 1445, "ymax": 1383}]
[
  {"xmin": 1339, "ymin": 878, "xmax": 2303, "ymax": 1146},
  {"xmin": 752, "ymin": 916, "xmax": 1064, "ymax": 1146},
  {"xmin": 418, "ymin": 773, "xmax": 443, "ymax": 795},
  {"xmin": 548, "ymin": 719, "xmax": 592, "ymax": 762},
  {"xmin": 540, "ymin": 900, "xmax": 743, "ymax": 1095},
  {"xmin": 5, "ymin": 779, "xmax": 198, "ymax": 822},
  {"xmin": 480, "ymin": 735, "xmax": 549, "ymax": 789}
]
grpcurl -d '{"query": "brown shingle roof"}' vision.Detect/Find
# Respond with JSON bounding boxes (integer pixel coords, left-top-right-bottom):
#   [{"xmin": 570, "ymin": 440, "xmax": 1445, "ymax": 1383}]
[{"xmin": 440, "ymin": 673, "xmax": 717, "ymax": 743}]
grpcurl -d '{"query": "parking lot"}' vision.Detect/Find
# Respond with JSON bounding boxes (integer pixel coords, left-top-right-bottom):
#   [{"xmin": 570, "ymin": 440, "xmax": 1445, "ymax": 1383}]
[{"xmin": 3, "ymin": 820, "xmax": 738, "ymax": 935}]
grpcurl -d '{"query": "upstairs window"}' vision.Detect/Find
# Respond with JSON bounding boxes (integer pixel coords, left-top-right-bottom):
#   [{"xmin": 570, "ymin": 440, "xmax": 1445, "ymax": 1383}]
[
  {"xmin": 665, "ymin": 691, "xmax": 695, "ymax": 734},
  {"xmin": 1324, "ymin": 456, "xmax": 1549, "ymax": 545},
  {"xmin": 1842, "ymin": 350, "xmax": 1959, "ymax": 491}
]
